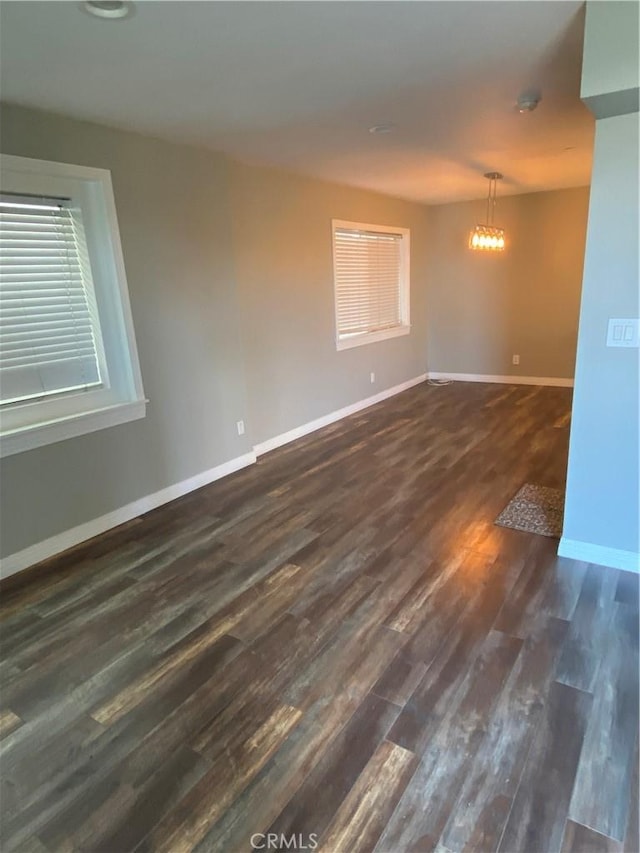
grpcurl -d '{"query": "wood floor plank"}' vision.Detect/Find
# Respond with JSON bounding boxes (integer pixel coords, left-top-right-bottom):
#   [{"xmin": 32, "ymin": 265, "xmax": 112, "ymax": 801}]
[
  {"xmin": 1, "ymin": 605, "xmax": 202, "ymax": 776},
  {"xmin": 266, "ymin": 693, "xmax": 401, "ymax": 844},
  {"xmin": 0, "ymin": 635, "xmax": 244, "ymax": 848},
  {"xmin": 5, "ymin": 833, "xmax": 50, "ymax": 853},
  {"xmin": 6, "ymin": 550, "xmax": 231, "ymax": 685},
  {"xmin": 384, "ymin": 549, "xmax": 477, "ymax": 633},
  {"xmin": 401, "ymin": 549, "xmax": 501, "ymax": 664},
  {"xmin": 555, "ymin": 563, "xmax": 618, "ymax": 693},
  {"xmin": 497, "ymin": 681, "xmax": 593, "ymax": 853},
  {"xmin": 319, "ymin": 740, "xmax": 417, "ymax": 853},
  {"xmin": 89, "ymin": 560, "xmax": 304, "ymax": 726},
  {"xmin": 440, "ymin": 617, "xmax": 570, "ymax": 852},
  {"xmin": 143, "ymin": 704, "xmax": 302, "ymax": 853},
  {"xmin": 38, "ymin": 744, "xmax": 208, "ymax": 853},
  {"xmin": 569, "ymin": 603, "xmax": 640, "ymax": 842},
  {"xmin": 1, "ymin": 383, "xmax": 636, "ymax": 853},
  {"xmin": 1, "ymin": 713, "xmax": 105, "ymax": 820},
  {"xmin": 624, "ymin": 736, "xmax": 639, "ymax": 853},
  {"xmin": 0, "ymin": 709, "xmax": 22, "ymax": 740},
  {"xmin": 387, "ymin": 556, "xmax": 524, "ymax": 754},
  {"xmin": 90, "ymin": 620, "xmax": 242, "ymax": 726},
  {"xmin": 1, "ymin": 516, "xmax": 224, "ymax": 654},
  {"xmin": 1, "ymin": 603, "xmax": 214, "ymax": 765},
  {"xmin": 614, "ymin": 570, "xmax": 640, "ymax": 609},
  {"xmin": 493, "ymin": 541, "xmax": 587, "ymax": 638},
  {"xmin": 63, "ymin": 606, "xmax": 354, "ymax": 852},
  {"xmin": 554, "ymin": 411, "xmax": 572, "ymax": 429},
  {"xmin": 371, "ymin": 650, "xmax": 427, "ymax": 707},
  {"xmin": 378, "ymin": 630, "xmax": 522, "ymax": 851},
  {"xmin": 192, "ymin": 630, "xmax": 404, "ymax": 852},
  {"xmin": 561, "ymin": 820, "xmax": 623, "ymax": 852}
]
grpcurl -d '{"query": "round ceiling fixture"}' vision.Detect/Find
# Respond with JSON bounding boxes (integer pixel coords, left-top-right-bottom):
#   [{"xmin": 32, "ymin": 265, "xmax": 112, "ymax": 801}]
[
  {"xmin": 83, "ymin": 1, "xmax": 133, "ymax": 19},
  {"xmin": 368, "ymin": 124, "xmax": 395, "ymax": 135},
  {"xmin": 517, "ymin": 92, "xmax": 541, "ymax": 113}
]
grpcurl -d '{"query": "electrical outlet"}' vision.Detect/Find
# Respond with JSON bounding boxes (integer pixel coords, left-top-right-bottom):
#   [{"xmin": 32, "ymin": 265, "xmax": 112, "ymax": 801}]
[
  {"xmin": 512, "ymin": 354, "xmax": 520, "ymax": 365},
  {"xmin": 370, "ymin": 372, "xmax": 376, "ymax": 383},
  {"xmin": 236, "ymin": 420, "xmax": 245, "ymax": 436}
]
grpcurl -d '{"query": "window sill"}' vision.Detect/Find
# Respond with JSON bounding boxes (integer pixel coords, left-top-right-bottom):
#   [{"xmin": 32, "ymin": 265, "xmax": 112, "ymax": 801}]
[
  {"xmin": 0, "ymin": 399, "xmax": 147, "ymax": 458},
  {"xmin": 336, "ymin": 325, "xmax": 411, "ymax": 351}
]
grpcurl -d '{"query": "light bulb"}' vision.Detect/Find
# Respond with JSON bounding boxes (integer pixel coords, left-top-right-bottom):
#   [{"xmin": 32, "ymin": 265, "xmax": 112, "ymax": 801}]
[
  {"xmin": 472, "ymin": 234, "xmax": 479, "ymax": 248},
  {"xmin": 498, "ymin": 236, "xmax": 505, "ymax": 249}
]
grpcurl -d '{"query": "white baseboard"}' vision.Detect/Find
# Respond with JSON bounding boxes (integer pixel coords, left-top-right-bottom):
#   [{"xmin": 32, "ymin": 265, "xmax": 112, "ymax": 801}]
[
  {"xmin": 558, "ymin": 537, "xmax": 640, "ymax": 573},
  {"xmin": 0, "ymin": 451, "xmax": 257, "ymax": 581},
  {"xmin": 428, "ymin": 372, "xmax": 574, "ymax": 388},
  {"xmin": 253, "ymin": 373, "xmax": 428, "ymax": 456},
  {"xmin": 1, "ymin": 374, "xmax": 429, "ymax": 579}
]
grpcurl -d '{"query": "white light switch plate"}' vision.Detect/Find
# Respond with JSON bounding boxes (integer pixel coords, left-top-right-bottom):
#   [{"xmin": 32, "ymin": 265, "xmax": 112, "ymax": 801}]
[{"xmin": 606, "ymin": 318, "xmax": 639, "ymax": 348}]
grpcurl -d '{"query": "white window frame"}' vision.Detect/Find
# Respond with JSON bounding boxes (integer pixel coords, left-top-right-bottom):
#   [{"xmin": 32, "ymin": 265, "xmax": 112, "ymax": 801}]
[
  {"xmin": 0, "ymin": 155, "xmax": 146, "ymax": 457},
  {"xmin": 332, "ymin": 219, "xmax": 411, "ymax": 351}
]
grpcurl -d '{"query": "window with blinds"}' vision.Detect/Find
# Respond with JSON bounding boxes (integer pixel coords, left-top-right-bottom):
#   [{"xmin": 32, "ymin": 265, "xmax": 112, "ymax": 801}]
[
  {"xmin": 332, "ymin": 220, "xmax": 410, "ymax": 350},
  {"xmin": 0, "ymin": 155, "xmax": 145, "ymax": 458},
  {"xmin": 0, "ymin": 193, "xmax": 104, "ymax": 407}
]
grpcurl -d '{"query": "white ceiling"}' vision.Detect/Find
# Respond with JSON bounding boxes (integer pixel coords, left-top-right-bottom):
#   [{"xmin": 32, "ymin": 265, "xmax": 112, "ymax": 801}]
[{"xmin": 0, "ymin": 0, "xmax": 594, "ymax": 204}]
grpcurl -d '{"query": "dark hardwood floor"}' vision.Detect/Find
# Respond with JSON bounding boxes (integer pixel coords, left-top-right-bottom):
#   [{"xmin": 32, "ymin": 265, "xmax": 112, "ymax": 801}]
[{"xmin": 0, "ymin": 381, "xmax": 638, "ymax": 853}]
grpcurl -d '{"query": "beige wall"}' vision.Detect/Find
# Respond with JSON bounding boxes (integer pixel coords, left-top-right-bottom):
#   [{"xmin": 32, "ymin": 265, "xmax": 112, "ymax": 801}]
[
  {"xmin": 230, "ymin": 162, "xmax": 429, "ymax": 444},
  {"xmin": 426, "ymin": 187, "xmax": 590, "ymax": 378},
  {"xmin": 563, "ymin": 113, "xmax": 639, "ymax": 560},
  {"xmin": 0, "ymin": 103, "xmax": 256, "ymax": 560},
  {"xmin": 0, "ymin": 104, "xmax": 430, "ymax": 562},
  {"xmin": 562, "ymin": 0, "xmax": 639, "ymax": 566},
  {"xmin": 0, "ymin": 103, "xmax": 592, "ymax": 567}
]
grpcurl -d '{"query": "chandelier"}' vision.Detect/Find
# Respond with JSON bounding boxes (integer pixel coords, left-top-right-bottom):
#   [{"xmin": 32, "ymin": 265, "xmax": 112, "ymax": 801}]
[{"xmin": 469, "ymin": 172, "xmax": 505, "ymax": 252}]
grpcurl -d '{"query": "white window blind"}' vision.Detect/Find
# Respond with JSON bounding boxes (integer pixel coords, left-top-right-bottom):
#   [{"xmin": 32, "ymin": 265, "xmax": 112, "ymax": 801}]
[
  {"xmin": 0, "ymin": 193, "xmax": 103, "ymax": 406},
  {"xmin": 334, "ymin": 226, "xmax": 405, "ymax": 339}
]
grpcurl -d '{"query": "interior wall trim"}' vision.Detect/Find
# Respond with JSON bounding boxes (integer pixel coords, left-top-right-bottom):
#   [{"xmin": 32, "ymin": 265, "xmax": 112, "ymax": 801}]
[
  {"xmin": 558, "ymin": 537, "xmax": 640, "ymax": 574},
  {"xmin": 0, "ymin": 451, "xmax": 257, "ymax": 580},
  {"xmin": 427, "ymin": 372, "xmax": 574, "ymax": 388},
  {"xmin": 253, "ymin": 373, "xmax": 428, "ymax": 456}
]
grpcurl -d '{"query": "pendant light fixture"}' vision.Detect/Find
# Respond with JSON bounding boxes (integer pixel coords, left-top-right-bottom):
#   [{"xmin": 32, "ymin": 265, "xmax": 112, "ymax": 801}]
[{"xmin": 469, "ymin": 172, "xmax": 506, "ymax": 252}]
